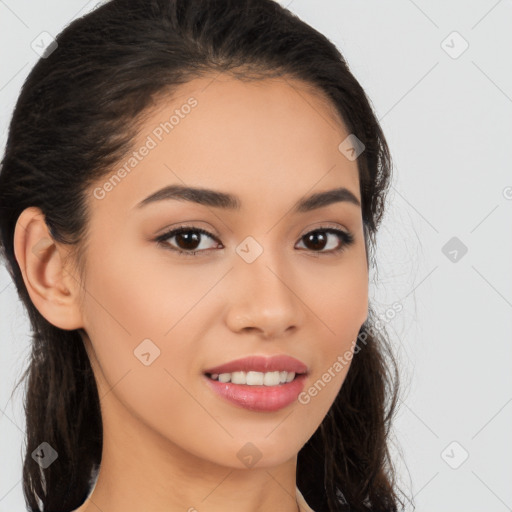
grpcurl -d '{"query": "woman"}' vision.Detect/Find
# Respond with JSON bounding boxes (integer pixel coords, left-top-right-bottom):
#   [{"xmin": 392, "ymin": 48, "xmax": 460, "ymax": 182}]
[{"xmin": 0, "ymin": 0, "xmax": 406, "ymax": 510}]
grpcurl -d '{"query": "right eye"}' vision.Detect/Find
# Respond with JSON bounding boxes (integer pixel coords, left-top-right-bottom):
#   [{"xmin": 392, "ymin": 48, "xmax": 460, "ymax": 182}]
[{"xmin": 155, "ymin": 226, "xmax": 223, "ymax": 257}]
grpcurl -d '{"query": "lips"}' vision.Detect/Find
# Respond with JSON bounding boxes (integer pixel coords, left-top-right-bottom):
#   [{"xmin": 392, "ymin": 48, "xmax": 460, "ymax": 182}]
[{"xmin": 203, "ymin": 355, "xmax": 308, "ymax": 376}]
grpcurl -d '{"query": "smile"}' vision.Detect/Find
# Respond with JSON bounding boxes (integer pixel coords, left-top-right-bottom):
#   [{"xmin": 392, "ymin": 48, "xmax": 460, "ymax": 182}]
[{"xmin": 206, "ymin": 370, "xmax": 297, "ymax": 386}]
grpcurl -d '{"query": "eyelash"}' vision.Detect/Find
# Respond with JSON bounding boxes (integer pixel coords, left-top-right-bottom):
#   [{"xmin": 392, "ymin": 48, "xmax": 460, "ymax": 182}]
[{"xmin": 154, "ymin": 224, "xmax": 355, "ymax": 258}]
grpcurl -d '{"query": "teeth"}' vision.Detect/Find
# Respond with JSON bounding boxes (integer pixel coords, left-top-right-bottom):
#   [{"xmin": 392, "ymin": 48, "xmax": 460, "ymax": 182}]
[{"xmin": 208, "ymin": 370, "xmax": 297, "ymax": 386}]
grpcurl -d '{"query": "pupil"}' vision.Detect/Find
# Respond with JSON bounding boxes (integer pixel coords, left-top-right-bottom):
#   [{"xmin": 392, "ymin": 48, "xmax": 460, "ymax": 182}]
[
  {"xmin": 177, "ymin": 232, "xmax": 200, "ymax": 250},
  {"xmin": 306, "ymin": 232, "xmax": 326, "ymax": 251}
]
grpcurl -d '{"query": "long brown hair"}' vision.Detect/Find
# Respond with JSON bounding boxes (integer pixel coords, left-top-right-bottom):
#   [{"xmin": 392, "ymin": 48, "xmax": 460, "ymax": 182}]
[{"xmin": 0, "ymin": 1, "xmax": 408, "ymax": 510}]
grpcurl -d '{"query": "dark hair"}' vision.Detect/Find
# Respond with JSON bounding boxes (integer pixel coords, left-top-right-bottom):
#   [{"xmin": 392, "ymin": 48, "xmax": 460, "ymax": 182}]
[{"xmin": 0, "ymin": 0, "xmax": 408, "ymax": 510}]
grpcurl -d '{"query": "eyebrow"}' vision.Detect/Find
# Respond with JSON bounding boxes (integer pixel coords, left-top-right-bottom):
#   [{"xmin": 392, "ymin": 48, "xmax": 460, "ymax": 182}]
[{"xmin": 134, "ymin": 184, "xmax": 361, "ymax": 213}]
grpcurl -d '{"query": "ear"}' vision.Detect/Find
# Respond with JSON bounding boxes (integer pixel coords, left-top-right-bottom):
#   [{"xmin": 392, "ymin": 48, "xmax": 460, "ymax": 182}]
[{"xmin": 13, "ymin": 206, "xmax": 84, "ymax": 330}]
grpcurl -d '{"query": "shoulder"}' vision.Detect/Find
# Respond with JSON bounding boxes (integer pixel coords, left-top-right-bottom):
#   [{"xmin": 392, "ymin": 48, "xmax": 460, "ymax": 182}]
[{"xmin": 296, "ymin": 486, "xmax": 317, "ymax": 512}]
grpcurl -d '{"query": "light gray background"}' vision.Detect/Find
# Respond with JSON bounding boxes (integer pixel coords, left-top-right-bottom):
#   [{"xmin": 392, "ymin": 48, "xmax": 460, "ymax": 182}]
[{"xmin": 1, "ymin": 1, "xmax": 511, "ymax": 511}]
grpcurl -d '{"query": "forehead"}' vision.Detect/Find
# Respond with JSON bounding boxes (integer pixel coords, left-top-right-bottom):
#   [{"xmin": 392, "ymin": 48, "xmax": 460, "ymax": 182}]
[{"xmin": 90, "ymin": 73, "xmax": 360, "ymax": 217}]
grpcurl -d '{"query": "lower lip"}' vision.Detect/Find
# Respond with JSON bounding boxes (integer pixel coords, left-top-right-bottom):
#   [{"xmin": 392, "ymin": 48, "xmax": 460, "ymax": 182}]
[{"xmin": 203, "ymin": 374, "xmax": 307, "ymax": 412}]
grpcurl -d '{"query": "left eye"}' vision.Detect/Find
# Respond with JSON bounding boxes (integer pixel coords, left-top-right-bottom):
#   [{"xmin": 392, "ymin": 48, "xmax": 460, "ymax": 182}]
[
  {"xmin": 296, "ymin": 228, "xmax": 354, "ymax": 253},
  {"xmin": 155, "ymin": 226, "xmax": 354, "ymax": 256}
]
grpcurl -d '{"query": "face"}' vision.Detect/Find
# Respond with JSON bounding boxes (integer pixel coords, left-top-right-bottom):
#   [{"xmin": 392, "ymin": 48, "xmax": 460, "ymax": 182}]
[{"xmin": 77, "ymin": 74, "xmax": 368, "ymax": 469}]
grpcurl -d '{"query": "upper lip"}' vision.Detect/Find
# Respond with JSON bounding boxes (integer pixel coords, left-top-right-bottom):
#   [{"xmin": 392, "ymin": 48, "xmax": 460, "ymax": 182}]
[{"xmin": 203, "ymin": 355, "xmax": 308, "ymax": 375}]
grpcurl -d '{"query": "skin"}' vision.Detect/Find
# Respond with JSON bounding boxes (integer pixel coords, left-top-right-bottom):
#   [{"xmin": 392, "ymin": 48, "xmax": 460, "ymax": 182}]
[{"xmin": 14, "ymin": 74, "xmax": 368, "ymax": 512}]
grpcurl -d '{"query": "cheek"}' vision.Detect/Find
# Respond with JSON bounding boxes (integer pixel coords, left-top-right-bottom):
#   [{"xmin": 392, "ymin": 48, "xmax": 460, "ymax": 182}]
[
  {"xmin": 308, "ymin": 250, "xmax": 368, "ymax": 344},
  {"xmin": 316, "ymin": 277, "xmax": 368, "ymax": 329},
  {"xmin": 83, "ymin": 236, "xmax": 219, "ymax": 342},
  {"xmin": 297, "ymin": 253, "xmax": 368, "ymax": 414},
  {"xmin": 80, "ymin": 245, "xmax": 219, "ymax": 454},
  {"xmin": 80, "ymin": 240, "xmax": 202, "ymax": 394}
]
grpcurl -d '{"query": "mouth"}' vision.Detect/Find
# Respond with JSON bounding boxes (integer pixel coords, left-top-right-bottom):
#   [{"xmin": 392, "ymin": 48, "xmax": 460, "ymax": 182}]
[
  {"xmin": 202, "ymin": 370, "xmax": 308, "ymax": 412},
  {"xmin": 202, "ymin": 355, "xmax": 308, "ymax": 410}
]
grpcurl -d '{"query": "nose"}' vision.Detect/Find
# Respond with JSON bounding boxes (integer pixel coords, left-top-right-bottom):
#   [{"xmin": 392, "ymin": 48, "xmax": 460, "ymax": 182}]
[{"xmin": 224, "ymin": 246, "xmax": 305, "ymax": 339}]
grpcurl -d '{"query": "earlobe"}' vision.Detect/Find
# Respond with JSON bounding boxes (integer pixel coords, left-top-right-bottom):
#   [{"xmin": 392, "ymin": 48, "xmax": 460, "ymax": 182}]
[{"xmin": 13, "ymin": 206, "xmax": 85, "ymax": 331}]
